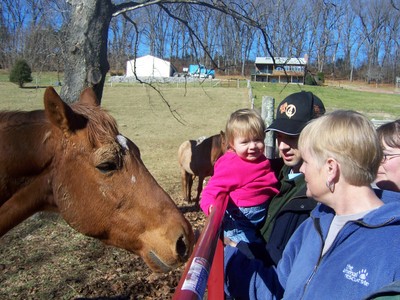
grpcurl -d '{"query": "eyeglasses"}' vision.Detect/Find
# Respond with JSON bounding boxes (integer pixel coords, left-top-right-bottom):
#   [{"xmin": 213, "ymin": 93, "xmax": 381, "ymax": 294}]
[{"xmin": 382, "ymin": 153, "xmax": 400, "ymax": 163}]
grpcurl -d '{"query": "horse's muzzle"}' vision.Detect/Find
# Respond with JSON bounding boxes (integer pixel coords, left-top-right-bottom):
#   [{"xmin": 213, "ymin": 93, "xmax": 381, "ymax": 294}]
[{"xmin": 148, "ymin": 233, "xmax": 193, "ymax": 273}]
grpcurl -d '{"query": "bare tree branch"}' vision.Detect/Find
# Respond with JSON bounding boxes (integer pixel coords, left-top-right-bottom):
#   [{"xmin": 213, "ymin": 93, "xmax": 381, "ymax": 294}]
[
  {"xmin": 122, "ymin": 11, "xmax": 188, "ymax": 125},
  {"xmin": 391, "ymin": 0, "xmax": 400, "ymax": 11},
  {"xmin": 113, "ymin": 0, "xmax": 274, "ymax": 59}
]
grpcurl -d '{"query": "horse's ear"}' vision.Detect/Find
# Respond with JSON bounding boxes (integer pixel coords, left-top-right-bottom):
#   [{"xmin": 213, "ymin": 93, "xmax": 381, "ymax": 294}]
[
  {"xmin": 79, "ymin": 87, "xmax": 100, "ymax": 106},
  {"xmin": 220, "ymin": 131, "xmax": 227, "ymax": 152},
  {"xmin": 220, "ymin": 131, "xmax": 225, "ymax": 141},
  {"xmin": 44, "ymin": 87, "xmax": 86, "ymax": 134}
]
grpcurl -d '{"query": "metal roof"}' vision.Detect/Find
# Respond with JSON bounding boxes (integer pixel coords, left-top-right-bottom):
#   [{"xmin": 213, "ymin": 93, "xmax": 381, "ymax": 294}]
[{"xmin": 255, "ymin": 57, "xmax": 307, "ymax": 65}]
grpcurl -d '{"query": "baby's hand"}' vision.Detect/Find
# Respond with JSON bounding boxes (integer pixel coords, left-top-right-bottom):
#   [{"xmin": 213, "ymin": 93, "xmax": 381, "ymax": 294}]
[{"xmin": 224, "ymin": 237, "xmax": 238, "ymax": 247}]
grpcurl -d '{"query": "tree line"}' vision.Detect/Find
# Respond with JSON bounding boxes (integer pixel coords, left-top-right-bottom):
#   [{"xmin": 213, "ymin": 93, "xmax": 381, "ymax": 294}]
[{"xmin": 1, "ymin": 0, "xmax": 399, "ymax": 88}]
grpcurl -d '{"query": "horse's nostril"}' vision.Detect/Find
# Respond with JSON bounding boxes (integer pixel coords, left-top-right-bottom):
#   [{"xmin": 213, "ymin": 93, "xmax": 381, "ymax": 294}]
[{"xmin": 176, "ymin": 235, "xmax": 188, "ymax": 259}]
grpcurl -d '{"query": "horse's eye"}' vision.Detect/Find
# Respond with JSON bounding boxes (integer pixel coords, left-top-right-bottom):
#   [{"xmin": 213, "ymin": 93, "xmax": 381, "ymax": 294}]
[{"xmin": 96, "ymin": 162, "xmax": 118, "ymax": 173}]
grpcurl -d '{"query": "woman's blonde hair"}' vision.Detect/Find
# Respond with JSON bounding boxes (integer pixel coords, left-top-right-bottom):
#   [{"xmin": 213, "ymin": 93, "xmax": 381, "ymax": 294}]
[
  {"xmin": 225, "ymin": 109, "xmax": 265, "ymax": 147},
  {"xmin": 299, "ymin": 110, "xmax": 382, "ymax": 186}
]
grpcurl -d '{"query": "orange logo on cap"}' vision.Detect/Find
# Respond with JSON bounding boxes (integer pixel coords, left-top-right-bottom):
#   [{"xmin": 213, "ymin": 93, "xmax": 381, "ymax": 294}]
[{"xmin": 280, "ymin": 102, "xmax": 288, "ymax": 114}]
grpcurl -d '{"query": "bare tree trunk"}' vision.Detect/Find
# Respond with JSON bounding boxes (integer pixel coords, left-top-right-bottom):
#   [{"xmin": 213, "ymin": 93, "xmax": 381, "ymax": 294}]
[{"xmin": 61, "ymin": 0, "xmax": 113, "ymax": 104}]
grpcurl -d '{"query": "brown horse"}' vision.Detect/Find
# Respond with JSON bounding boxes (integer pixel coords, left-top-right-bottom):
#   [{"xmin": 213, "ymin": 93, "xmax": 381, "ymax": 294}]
[
  {"xmin": 0, "ymin": 87, "xmax": 194, "ymax": 273},
  {"xmin": 178, "ymin": 131, "xmax": 226, "ymax": 204}
]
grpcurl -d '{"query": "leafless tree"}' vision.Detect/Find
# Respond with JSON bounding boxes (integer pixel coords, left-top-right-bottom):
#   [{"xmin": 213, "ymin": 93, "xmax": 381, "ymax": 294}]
[
  {"xmin": 352, "ymin": 0, "xmax": 393, "ymax": 83},
  {"xmin": 108, "ymin": 16, "xmax": 137, "ymax": 73},
  {"xmin": 308, "ymin": 0, "xmax": 342, "ymax": 73},
  {"xmin": 2, "ymin": 0, "xmax": 399, "ymax": 101},
  {"xmin": 60, "ymin": 0, "xmax": 274, "ymax": 103}
]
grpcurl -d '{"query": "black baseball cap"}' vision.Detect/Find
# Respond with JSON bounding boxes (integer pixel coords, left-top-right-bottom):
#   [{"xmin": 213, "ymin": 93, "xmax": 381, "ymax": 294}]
[{"xmin": 266, "ymin": 91, "xmax": 326, "ymax": 135}]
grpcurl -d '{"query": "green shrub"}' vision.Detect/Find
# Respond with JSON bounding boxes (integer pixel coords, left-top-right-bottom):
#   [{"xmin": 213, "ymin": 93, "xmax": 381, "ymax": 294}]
[
  {"xmin": 316, "ymin": 72, "xmax": 325, "ymax": 84},
  {"xmin": 305, "ymin": 72, "xmax": 325, "ymax": 86},
  {"xmin": 9, "ymin": 59, "xmax": 33, "ymax": 88},
  {"xmin": 305, "ymin": 73, "xmax": 317, "ymax": 85}
]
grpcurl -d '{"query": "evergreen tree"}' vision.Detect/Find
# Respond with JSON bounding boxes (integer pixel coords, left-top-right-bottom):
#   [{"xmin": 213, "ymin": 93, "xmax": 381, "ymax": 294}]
[{"xmin": 9, "ymin": 59, "xmax": 32, "ymax": 88}]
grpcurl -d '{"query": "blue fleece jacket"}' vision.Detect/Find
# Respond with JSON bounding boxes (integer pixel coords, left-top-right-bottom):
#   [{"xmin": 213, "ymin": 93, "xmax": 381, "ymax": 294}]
[{"xmin": 225, "ymin": 190, "xmax": 400, "ymax": 300}]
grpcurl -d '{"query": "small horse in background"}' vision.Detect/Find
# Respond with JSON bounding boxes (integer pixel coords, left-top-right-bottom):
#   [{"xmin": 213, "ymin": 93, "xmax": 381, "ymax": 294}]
[
  {"xmin": 0, "ymin": 87, "xmax": 194, "ymax": 273},
  {"xmin": 178, "ymin": 131, "xmax": 226, "ymax": 204}
]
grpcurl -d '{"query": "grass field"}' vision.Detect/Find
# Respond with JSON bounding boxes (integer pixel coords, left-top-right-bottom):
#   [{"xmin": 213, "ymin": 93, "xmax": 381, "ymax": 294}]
[
  {"xmin": 0, "ymin": 73, "xmax": 398, "ymax": 205},
  {"xmin": 0, "ymin": 71, "xmax": 398, "ymax": 299},
  {"xmin": 250, "ymin": 81, "xmax": 399, "ymax": 120},
  {"xmin": 1, "ymin": 69, "xmax": 398, "ymax": 119}
]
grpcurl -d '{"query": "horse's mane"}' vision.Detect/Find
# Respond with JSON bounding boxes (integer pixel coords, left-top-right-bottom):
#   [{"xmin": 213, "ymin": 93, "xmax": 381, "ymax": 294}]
[
  {"xmin": 0, "ymin": 103, "xmax": 119, "ymax": 147},
  {"xmin": 71, "ymin": 102, "xmax": 119, "ymax": 146},
  {"xmin": 0, "ymin": 110, "xmax": 46, "ymax": 125}
]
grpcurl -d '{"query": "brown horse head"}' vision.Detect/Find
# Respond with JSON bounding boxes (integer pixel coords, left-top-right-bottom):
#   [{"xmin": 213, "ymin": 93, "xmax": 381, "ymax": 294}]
[
  {"xmin": 210, "ymin": 131, "xmax": 226, "ymax": 166},
  {"xmin": 0, "ymin": 87, "xmax": 194, "ymax": 273}
]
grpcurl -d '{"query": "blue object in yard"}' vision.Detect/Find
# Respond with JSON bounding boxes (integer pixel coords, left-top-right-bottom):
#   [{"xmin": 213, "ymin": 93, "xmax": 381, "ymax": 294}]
[{"xmin": 187, "ymin": 64, "xmax": 215, "ymax": 79}]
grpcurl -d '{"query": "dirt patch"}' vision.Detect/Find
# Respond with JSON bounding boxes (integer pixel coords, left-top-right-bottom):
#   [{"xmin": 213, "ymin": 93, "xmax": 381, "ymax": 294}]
[
  {"xmin": 0, "ymin": 201, "xmax": 206, "ymax": 299},
  {"xmin": 325, "ymin": 79, "xmax": 400, "ymax": 95}
]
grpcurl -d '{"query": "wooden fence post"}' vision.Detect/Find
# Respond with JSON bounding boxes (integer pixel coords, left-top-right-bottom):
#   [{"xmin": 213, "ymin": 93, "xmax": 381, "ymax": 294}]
[{"xmin": 261, "ymin": 96, "xmax": 275, "ymax": 159}]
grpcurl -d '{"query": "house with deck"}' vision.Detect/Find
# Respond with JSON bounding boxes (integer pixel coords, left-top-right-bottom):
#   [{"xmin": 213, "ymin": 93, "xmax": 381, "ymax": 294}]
[{"xmin": 251, "ymin": 56, "xmax": 307, "ymax": 84}]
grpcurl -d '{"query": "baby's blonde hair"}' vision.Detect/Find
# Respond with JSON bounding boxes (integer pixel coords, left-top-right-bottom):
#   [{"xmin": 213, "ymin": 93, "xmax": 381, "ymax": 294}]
[{"xmin": 225, "ymin": 109, "xmax": 265, "ymax": 148}]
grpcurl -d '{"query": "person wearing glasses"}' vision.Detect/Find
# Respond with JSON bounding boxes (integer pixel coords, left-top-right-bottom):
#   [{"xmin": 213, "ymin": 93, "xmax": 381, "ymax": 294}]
[
  {"xmin": 375, "ymin": 119, "xmax": 400, "ymax": 192},
  {"xmin": 364, "ymin": 119, "xmax": 400, "ymax": 300}
]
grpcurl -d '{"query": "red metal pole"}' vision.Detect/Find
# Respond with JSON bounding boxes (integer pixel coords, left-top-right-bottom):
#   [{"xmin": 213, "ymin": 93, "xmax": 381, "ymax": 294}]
[
  {"xmin": 207, "ymin": 238, "xmax": 224, "ymax": 300},
  {"xmin": 173, "ymin": 193, "xmax": 228, "ymax": 300}
]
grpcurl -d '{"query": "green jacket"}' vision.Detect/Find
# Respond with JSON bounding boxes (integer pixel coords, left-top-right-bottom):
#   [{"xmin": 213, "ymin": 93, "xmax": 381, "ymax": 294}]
[
  {"xmin": 365, "ymin": 281, "xmax": 400, "ymax": 300},
  {"xmin": 236, "ymin": 162, "xmax": 317, "ymax": 266},
  {"xmin": 260, "ymin": 164, "xmax": 316, "ymax": 243}
]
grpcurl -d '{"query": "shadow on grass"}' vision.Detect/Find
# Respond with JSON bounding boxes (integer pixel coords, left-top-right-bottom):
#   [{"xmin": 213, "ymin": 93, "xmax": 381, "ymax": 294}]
[
  {"xmin": 179, "ymin": 203, "xmax": 201, "ymax": 213},
  {"xmin": 75, "ymin": 296, "xmax": 130, "ymax": 300},
  {"xmin": 4, "ymin": 212, "xmax": 60, "ymax": 240},
  {"xmin": 22, "ymin": 85, "xmax": 55, "ymax": 89}
]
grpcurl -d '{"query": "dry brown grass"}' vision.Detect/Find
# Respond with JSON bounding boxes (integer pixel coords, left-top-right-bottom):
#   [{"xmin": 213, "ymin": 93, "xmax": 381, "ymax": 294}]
[
  {"xmin": 0, "ymin": 82, "xmax": 249, "ymax": 299},
  {"xmin": 324, "ymin": 79, "xmax": 399, "ymax": 94},
  {"xmin": 101, "ymin": 84, "xmax": 249, "ymax": 194}
]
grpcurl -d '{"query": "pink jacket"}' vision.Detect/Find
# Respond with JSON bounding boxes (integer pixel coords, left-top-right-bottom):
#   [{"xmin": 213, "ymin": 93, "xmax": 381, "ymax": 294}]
[{"xmin": 200, "ymin": 151, "xmax": 279, "ymax": 215}]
